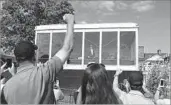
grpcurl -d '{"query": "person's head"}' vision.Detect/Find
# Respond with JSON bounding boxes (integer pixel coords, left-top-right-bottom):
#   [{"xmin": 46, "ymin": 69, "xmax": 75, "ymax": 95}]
[
  {"xmin": 81, "ymin": 63, "xmax": 121, "ymax": 104},
  {"xmin": 14, "ymin": 40, "xmax": 38, "ymax": 63},
  {"xmin": 128, "ymin": 71, "xmax": 143, "ymax": 91}
]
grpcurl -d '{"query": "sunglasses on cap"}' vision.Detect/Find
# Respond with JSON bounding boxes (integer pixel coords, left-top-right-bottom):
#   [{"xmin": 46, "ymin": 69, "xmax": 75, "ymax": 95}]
[{"xmin": 87, "ymin": 62, "xmax": 105, "ymax": 68}]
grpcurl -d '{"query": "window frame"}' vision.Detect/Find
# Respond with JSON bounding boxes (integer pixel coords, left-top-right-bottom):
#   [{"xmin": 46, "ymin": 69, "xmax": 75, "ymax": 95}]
[{"xmin": 35, "ymin": 28, "xmax": 138, "ymax": 71}]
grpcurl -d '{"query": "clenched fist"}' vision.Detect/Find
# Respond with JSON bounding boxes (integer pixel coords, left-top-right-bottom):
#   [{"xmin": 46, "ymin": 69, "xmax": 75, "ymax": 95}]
[
  {"xmin": 63, "ymin": 14, "xmax": 75, "ymax": 23},
  {"xmin": 115, "ymin": 68, "xmax": 123, "ymax": 76}
]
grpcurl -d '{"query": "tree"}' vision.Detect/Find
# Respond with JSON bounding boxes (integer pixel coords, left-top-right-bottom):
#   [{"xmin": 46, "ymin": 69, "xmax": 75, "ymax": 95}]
[
  {"xmin": 0, "ymin": 0, "xmax": 74, "ymax": 54},
  {"xmin": 146, "ymin": 64, "xmax": 170, "ymax": 96}
]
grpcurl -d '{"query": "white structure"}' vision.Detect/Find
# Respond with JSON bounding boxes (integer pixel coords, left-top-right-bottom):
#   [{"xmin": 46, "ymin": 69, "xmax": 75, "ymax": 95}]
[
  {"xmin": 35, "ymin": 23, "xmax": 139, "ymax": 71},
  {"xmin": 146, "ymin": 55, "xmax": 164, "ymax": 62}
]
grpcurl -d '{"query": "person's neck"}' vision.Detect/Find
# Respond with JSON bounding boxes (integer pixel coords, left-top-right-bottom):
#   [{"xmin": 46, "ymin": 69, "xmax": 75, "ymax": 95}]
[
  {"xmin": 16, "ymin": 60, "xmax": 35, "ymax": 73},
  {"xmin": 19, "ymin": 60, "xmax": 34, "ymax": 67}
]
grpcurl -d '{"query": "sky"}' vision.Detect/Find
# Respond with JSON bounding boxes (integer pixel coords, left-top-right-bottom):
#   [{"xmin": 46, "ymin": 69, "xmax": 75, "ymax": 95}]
[{"xmin": 70, "ymin": 0, "xmax": 170, "ymax": 53}]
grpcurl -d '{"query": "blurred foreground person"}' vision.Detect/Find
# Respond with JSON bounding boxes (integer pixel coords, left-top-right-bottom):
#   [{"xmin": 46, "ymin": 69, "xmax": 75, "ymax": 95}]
[
  {"xmin": 77, "ymin": 63, "xmax": 122, "ymax": 104},
  {"xmin": 1, "ymin": 14, "xmax": 74, "ymax": 104},
  {"xmin": 154, "ymin": 78, "xmax": 170, "ymax": 105},
  {"xmin": 113, "ymin": 69, "xmax": 154, "ymax": 104}
]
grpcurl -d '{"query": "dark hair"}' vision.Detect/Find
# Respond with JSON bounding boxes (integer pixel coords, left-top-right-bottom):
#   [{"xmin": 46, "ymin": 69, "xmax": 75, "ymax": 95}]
[
  {"xmin": 14, "ymin": 40, "xmax": 37, "ymax": 62},
  {"xmin": 128, "ymin": 71, "xmax": 143, "ymax": 91},
  {"xmin": 81, "ymin": 63, "xmax": 121, "ymax": 104}
]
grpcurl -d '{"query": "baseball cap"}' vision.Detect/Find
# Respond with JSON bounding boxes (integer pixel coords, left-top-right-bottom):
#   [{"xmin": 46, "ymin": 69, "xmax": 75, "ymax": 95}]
[
  {"xmin": 128, "ymin": 71, "xmax": 143, "ymax": 86},
  {"xmin": 14, "ymin": 40, "xmax": 38, "ymax": 61}
]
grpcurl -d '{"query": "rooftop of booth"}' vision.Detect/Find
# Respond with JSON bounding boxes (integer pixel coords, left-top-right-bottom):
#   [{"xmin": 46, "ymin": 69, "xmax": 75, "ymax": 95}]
[{"xmin": 35, "ymin": 23, "xmax": 139, "ymax": 31}]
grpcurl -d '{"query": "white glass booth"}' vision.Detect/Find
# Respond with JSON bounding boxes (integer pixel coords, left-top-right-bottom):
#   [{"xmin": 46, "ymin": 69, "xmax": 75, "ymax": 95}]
[{"xmin": 35, "ymin": 23, "xmax": 139, "ymax": 71}]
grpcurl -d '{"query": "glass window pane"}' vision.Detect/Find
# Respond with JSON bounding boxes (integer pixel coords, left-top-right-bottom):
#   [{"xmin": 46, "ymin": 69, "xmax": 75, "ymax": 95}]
[
  {"xmin": 120, "ymin": 31, "xmax": 136, "ymax": 65},
  {"xmin": 37, "ymin": 33, "xmax": 50, "ymax": 63},
  {"xmin": 102, "ymin": 32, "xmax": 117, "ymax": 65},
  {"xmin": 69, "ymin": 32, "xmax": 82, "ymax": 64},
  {"xmin": 52, "ymin": 33, "xmax": 65, "ymax": 57},
  {"xmin": 84, "ymin": 32, "xmax": 100, "ymax": 64}
]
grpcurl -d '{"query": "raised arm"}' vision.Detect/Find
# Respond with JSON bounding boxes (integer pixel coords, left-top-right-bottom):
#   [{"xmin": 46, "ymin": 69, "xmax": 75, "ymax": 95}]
[
  {"xmin": 154, "ymin": 84, "xmax": 161, "ymax": 104},
  {"xmin": 142, "ymin": 78, "xmax": 154, "ymax": 98},
  {"xmin": 55, "ymin": 14, "xmax": 75, "ymax": 64},
  {"xmin": 113, "ymin": 69, "xmax": 124, "ymax": 97}
]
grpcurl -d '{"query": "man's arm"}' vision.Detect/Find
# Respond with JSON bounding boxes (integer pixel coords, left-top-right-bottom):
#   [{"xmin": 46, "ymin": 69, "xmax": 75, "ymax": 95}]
[
  {"xmin": 154, "ymin": 86, "xmax": 160, "ymax": 104},
  {"xmin": 142, "ymin": 79, "xmax": 154, "ymax": 98},
  {"xmin": 55, "ymin": 14, "xmax": 75, "ymax": 64},
  {"xmin": 41, "ymin": 14, "xmax": 74, "ymax": 81},
  {"xmin": 113, "ymin": 69, "xmax": 124, "ymax": 97},
  {"xmin": 143, "ymin": 86, "xmax": 154, "ymax": 98}
]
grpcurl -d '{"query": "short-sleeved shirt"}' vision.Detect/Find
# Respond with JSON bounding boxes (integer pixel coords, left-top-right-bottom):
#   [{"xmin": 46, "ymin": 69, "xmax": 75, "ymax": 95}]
[
  {"xmin": 3, "ymin": 56, "xmax": 63, "ymax": 104},
  {"xmin": 119, "ymin": 90, "xmax": 155, "ymax": 104}
]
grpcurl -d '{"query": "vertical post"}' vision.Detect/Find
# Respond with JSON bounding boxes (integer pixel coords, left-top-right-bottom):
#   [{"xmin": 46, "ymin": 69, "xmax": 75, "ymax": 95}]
[
  {"xmin": 35, "ymin": 31, "xmax": 38, "ymax": 64},
  {"xmin": 82, "ymin": 31, "xmax": 85, "ymax": 66},
  {"xmin": 99, "ymin": 31, "xmax": 102, "ymax": 63},
  {"xmin": 117, "ymin": 30, "xmax": 120, "ymax": 69},
  {"xmin": 35, "ymin": 32, "xmax": 38, "ymax": 45},
  {"xmin": 49, "ymin": 32, "xmax": 52, "ymax": 59},
  {"xmin": 64, "ymin": 32, "xmax": 67, "ymax": 66},
  {"xmin": 136, "ymin": 28, "xmax": 139, "ymax": 70}
]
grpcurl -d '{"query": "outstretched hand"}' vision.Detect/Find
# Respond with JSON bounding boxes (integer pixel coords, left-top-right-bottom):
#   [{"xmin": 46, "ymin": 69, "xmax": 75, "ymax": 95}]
[{"xmin": 115, "ymin": 68, "xmax": 123, "ymax": 76}]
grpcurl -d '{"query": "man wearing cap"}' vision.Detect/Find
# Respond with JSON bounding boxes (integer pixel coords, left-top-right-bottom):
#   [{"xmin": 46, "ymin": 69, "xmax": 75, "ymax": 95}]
[
  {"xmin": 1, "ymin": 14, "xmax": 74, "ymax": 104},
  {"xmin": 113, "ymin": 69, "xmax": 154, "ymax": 104}
]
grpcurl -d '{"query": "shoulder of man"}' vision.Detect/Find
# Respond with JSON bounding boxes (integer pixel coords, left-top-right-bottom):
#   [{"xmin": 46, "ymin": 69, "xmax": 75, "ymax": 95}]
[{"xmin": 37, "ymin": 56, "xmax": 63, "ymax": 82}]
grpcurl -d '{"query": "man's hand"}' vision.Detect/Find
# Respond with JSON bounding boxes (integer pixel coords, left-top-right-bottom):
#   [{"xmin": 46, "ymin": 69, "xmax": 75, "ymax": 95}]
[
  {"xmin": 1, "ymin": 62, "xmax": 7, "ymax": 73},
  {"xmin": 63, "ymin": 14, "xmax": 75, "ymax": 23},
  {"xmin": 8, "ymin": 63, "xmax": 16, "ymax": 76},
  {"xmin": 115, "ymin": 68, "xmax": 123, "ymax": 76}
]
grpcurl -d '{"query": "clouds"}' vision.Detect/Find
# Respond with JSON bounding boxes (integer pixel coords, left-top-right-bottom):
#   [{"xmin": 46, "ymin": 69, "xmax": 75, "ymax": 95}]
[
  {"xmin": 115, "ymin": 1, "xmax": 128, "ymax": 10},
  {"xmin": 71, "ymin": 0, "xmax": 156, "ymax": 23},
  {"xmin": 71, "ymin": 1, "xmax": 155, "ymax": 13},
  {"xmin": 71, "ymin": 1, "xmax": 129, "ymax": 14},
  {"xmin": 131, "ymin": 1, "xmax": 155, "ymax": 12},
  {"xmin": 98, "ymin": 1, "xmax": 115, "ymax": 12}
]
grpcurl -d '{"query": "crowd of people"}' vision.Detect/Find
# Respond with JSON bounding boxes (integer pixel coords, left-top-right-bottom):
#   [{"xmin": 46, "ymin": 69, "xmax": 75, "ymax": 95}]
[{"xmin": 0, "ymin": 13, "xmax": 170, "ymax": 104}]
